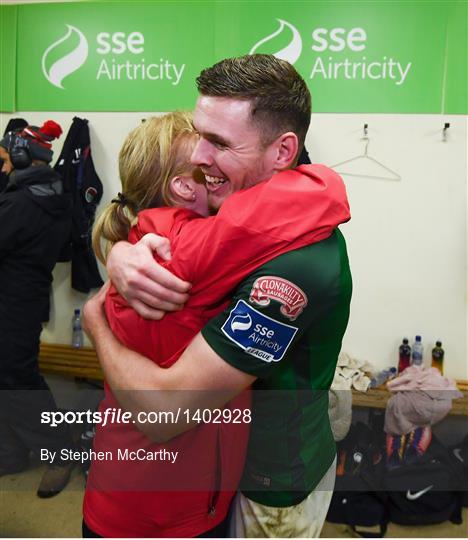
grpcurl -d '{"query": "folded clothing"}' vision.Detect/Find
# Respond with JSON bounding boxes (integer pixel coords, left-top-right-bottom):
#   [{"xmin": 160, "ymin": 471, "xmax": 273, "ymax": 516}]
[{"xmin": 385, "ymin": 366, "xmax": 462, "ymax": 435}]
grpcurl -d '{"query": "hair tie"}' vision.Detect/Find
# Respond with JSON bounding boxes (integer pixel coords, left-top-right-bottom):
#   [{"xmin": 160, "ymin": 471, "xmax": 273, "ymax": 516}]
[{"xmin": 111, "ymin": 192, "xmax": 128, "ymax": 206}]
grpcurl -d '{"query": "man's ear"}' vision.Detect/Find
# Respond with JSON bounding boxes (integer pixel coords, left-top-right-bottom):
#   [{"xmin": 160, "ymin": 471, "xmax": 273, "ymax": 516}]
[
  {"xmin": 169, "ymin": 176, "xmax": 196, "ymax": 202},
  {"xmin": 272, "ymin": 132, "xmax": 299, "ymax": 170}
]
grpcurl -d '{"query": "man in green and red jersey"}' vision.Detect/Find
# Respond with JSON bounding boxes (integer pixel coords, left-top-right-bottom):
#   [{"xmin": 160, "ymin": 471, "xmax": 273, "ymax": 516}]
[{"xmin": 84, "ymin": 54, "xmax": 352, "ymax": 537}]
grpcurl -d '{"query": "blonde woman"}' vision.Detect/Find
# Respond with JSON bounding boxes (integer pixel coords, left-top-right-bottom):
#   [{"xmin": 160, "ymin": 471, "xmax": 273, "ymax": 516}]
[{"xmin": 84, "ymin": 111, "xmax": 350, "ymax": 538}]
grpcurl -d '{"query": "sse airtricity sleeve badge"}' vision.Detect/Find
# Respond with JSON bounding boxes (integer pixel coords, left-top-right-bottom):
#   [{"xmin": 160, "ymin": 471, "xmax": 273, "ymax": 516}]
[
  {"xmin": 221, "ymin": 300, "xmax": 298, "ymax": 363},
  {"xmin": 249, "ymin": 276, "xmax": 308, "ymax": 320}
]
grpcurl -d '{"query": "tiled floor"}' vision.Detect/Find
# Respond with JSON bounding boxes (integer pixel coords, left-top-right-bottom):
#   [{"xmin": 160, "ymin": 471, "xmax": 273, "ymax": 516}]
[{"xmin": 1, "ymin": 465, "xmax": 467, "ymax": 538}]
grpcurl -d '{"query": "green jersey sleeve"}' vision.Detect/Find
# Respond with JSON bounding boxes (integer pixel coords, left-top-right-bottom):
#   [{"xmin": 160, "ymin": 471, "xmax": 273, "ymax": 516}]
[{"xmin": 202, "ymin": 231, "xmax": 350, "ymax": 380}]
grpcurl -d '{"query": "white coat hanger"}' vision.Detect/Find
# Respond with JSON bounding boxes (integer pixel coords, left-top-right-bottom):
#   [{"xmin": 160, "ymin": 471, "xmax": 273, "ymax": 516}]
[{"xmin": 331, "ymin": 124, "xmax": 401, "ymax": 181}]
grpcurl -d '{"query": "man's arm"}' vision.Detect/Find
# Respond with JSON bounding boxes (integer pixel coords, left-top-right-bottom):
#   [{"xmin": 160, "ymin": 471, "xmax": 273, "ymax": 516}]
[
  {"xmin": 83, "ymin": 287, "xmax": 255, "ymax": 442},
  {"xmin": 107, "ymin": 234, "xmax": 191, "ymax": 320},
  {"xmin": 107, "ymin": 165, "xmax": 350, "ymax": 320}
]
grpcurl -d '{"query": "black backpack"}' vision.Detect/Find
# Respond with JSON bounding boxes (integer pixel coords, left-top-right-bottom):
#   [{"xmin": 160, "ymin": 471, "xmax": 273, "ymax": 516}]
[
  {"xmin": 327, "ymin": 422, "xmax": 389, "ymax": 537},
  {"xmin": 384, "ymin": 435, "xmax": 464, "ymax": 526}
]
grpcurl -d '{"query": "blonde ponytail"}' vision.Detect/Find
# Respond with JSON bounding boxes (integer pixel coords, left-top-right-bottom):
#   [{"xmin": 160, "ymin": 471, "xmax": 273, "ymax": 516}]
[
  {"xmin": 92, "ymin": 111, "xmax": 197, "ymax": 264},
  {"xmin": 92, "ymin": 200, "xmax": 137, "ymax": 265}
]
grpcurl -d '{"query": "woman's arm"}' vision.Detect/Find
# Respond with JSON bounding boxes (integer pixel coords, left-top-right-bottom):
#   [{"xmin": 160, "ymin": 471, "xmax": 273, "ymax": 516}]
[{"xmin": 163, "ymin": 164, "xmax": 351, "ymax": 296}]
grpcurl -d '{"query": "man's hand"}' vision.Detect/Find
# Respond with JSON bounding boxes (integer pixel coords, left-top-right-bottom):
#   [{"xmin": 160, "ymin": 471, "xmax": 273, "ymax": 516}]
[
  {"xmin": 106, "ymin": 234, "xmax": 191, "ymax": 320},
  {"xmin": 82, "ymin": 281, "xmax": 111, "ymax": 347}
]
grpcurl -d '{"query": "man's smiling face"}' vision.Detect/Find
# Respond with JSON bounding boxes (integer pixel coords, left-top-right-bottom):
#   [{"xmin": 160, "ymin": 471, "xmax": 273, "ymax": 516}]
[{"xmin": 191, "ymin": 96, "xmax": 276, "ymax": 212}]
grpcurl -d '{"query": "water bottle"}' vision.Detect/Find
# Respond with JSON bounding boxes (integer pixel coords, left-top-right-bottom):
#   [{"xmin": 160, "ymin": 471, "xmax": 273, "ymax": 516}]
[
  {"xmin": 398, "ymin": 338, "xmax": 411, "ymax": 373},
  {"xmin": 72, "ymin": 308, "xmax": 84, "ymax": 348},
  {"xmin": 431, "ymin": 341, "xmax": 444, "ymax": 373},
  {"xmin": 411, "ymin": 335, "xmax": 424, "ymax": 366},
  {"xmin": 370, "ymin": 367, "xmax": 397, "ymax": 388}
]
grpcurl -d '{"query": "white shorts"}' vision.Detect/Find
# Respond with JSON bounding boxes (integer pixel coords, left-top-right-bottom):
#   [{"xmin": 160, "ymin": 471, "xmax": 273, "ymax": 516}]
[{"xmin": 228, "ymin": 458, "xmax": 336, "ymax": 538}]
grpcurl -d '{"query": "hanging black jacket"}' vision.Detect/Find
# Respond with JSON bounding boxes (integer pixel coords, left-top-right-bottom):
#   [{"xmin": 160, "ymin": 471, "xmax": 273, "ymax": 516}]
[
  {"xmin": 0, "ymin": 164, "xmax": 72, "ymax": 330},
  {"xmin": 54, "ymin": 117, "xmax": 104, "ymax": 293}
]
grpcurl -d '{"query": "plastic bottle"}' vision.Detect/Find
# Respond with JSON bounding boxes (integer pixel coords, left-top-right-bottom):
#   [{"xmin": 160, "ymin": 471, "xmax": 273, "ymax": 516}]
[
  {"xmin": 398, "ymin": 338, "xmax": 412, "ymax": 373},
  {"xmin": 370, "ymin": 367, "xmax": 397, "ymax": 388},
  {"xmin": 72, "ymin": 308, "xmax": 84, "ymax": 348},
  {"xmin": 431, "ymin": 341, "xmax": 444, "ymax": 373},
  {"xmin": 411, "ymin": 335, "xmax": 424, "ymax": 366}
]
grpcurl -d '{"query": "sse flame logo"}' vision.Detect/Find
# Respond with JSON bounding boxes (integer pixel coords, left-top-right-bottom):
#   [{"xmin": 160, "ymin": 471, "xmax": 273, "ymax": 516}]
[
  {"xmin": 249, "ymin": 19, "xmax": 302, "ymax": 65},
  {"xmin": 42, "ymin": 25, "xmax": 88, "ymax": 89},
  {"xmin": 230, "ymin": 313, "xmax": 252, "ymax": 333}
]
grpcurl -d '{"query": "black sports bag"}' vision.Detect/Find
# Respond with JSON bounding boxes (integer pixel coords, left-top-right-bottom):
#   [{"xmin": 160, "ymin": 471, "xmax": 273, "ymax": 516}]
[
  {"xmin": 452, "ymin": 434, "xmax": 468, "ymax": 507},
  {"xmin": 327, "ymin": 422, "xmax": 389, "ymax": 537},
  {"xmin": 384, "ymin": 435, "xmax": 464, "ymax": 526}
]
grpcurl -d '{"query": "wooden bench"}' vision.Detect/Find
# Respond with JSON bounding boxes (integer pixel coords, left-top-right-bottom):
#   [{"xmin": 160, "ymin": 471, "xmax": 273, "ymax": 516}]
[
  {"xmin": 352, "ymin": 380, "xmax": 468, "ymax": 416},
  {"xmin": 39, "ymin": 343, "xmax": 468, "ymax": 415},
  {"xmin": 39, "ymin": 342, "xmax": 103, "ymax": 381}
]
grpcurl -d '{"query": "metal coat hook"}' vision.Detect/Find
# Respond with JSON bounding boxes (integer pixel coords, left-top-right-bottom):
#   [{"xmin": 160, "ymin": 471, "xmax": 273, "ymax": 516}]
[
  {"xmin": 443, "ymin": 122, "xmax": 450, "ymax": 142},
  {"xmin": 363, "ymin": 124, "xmax": 369, "ymax": 155}
]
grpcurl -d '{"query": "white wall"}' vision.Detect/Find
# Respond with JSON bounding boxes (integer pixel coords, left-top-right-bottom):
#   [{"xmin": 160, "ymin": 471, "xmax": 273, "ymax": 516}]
[
  {"xmin": 308, "ymin": 114, "xmax": 467, "ymax": 380},
  {"xmin": 1, "ymin": 111, "xmax": 467, "ymax": 379}
]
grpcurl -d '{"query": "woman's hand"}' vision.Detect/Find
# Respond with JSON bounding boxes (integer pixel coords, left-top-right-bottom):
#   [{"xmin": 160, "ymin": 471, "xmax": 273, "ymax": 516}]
[{"xmin": 106, "ymin": 234, "xmax": 191, "ymax": 320}]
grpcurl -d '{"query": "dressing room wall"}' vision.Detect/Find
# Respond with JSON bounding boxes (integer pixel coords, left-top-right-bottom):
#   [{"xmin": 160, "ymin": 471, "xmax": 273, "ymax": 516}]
[{"xmin": 1, "ymin": 110, "xmax": 466, "ymax": 379}]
